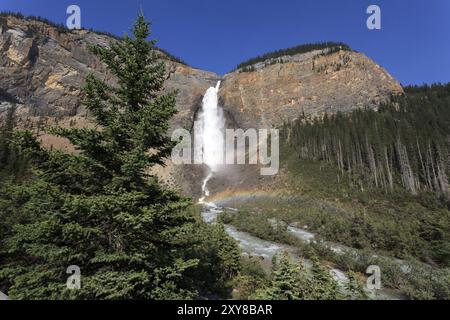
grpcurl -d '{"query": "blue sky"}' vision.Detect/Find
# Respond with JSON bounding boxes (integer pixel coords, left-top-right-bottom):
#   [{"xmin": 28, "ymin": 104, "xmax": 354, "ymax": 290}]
[{"xmin": 1, "ymin": 0, "xmax": 449, "ymax": 85}]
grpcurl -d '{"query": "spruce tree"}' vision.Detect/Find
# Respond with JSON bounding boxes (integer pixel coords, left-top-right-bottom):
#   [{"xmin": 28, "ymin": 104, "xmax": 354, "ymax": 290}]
[
  {"xmin": 0, "ymin": 12, "xmax": 239, "ymax": 299},
  {"xmin": 344, "ymin": 271, "xmax": 368, "ymax": 300},
  {"xmin": 0, "ymin": 104, "xmax": 18, "ymax": 174},
  {"xmin": 309, "ymin": 256, "xmax": 342, "ymax": 300},
  {"xmin": 254, "ymin": 253, "xmax": 310, "ymax": 300}
]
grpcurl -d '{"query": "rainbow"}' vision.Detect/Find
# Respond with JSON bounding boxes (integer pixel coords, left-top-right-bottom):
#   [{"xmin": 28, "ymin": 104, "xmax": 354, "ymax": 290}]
[{"xmin": 204, "ymin": 188, "xmax": 291, "ymax": 205}]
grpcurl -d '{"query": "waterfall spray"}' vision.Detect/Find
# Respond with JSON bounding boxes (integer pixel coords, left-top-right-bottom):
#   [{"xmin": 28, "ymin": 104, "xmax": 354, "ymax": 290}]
[{"xmin": 199, "ymin": 81, "xmax": 224, "ymax": 203}]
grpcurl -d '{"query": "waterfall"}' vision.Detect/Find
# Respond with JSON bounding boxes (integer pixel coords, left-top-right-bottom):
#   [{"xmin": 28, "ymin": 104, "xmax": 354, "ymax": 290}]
[{"xmin": 198, "ymin": 81, "xmax": 224, "ymax": 203}]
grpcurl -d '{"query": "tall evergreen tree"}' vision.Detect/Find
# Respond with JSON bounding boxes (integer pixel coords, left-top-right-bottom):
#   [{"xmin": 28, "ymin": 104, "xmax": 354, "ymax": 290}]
[
  {"xmin": 254, "ymin": 254, "xmax": 310, "ymax": 300},
  {"xmin": 0, "ymin": 104, "xmax": 24, "ymax": 176},
  {"xmin": 309, "ymin": 256, "xmax": 342, "ymax": 300},
  {"xmin": 0, "ymin": 12, "xmax": 239, "ymax": 299},
  {"xmin": 344, "ymin": 271, "xmax": 368, "ymax": 300}
]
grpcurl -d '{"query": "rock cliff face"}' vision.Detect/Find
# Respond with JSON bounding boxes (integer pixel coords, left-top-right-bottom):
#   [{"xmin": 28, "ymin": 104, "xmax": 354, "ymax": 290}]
[
  {"xmin": 220, "ymin": 49, "xmax": 403, "ymax": 129},
  {"xmin": 0, "ymin": 15, "xmax": 219, "ymax": 129},
  {"xmin": 0, "ymin": 15, "xmax": 404, "ymax": 197}
]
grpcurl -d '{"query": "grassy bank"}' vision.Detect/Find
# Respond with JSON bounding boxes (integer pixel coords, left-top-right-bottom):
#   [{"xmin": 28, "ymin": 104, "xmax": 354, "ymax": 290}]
[{"xmin": 219, "ymin": 205, "xmax": 450, "ymax": 299}]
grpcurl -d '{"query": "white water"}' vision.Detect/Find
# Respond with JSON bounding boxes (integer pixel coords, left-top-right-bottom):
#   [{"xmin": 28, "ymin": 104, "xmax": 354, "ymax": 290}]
[{"xmin": 198, "ymin": 81, "xmax": 224, "ymax": 203}]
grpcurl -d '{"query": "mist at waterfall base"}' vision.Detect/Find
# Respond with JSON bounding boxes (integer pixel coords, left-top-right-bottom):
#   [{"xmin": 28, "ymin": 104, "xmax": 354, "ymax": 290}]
[{"xmin": 198, "ymin": 81, "xmax": 224, "ymax": 203}]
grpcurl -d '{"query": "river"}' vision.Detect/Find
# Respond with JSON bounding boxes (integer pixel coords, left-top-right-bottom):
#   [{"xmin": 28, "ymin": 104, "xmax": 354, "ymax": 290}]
[{"xmin": 201, "ymin": 202, "xmax": 405, "ymax": 300}]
